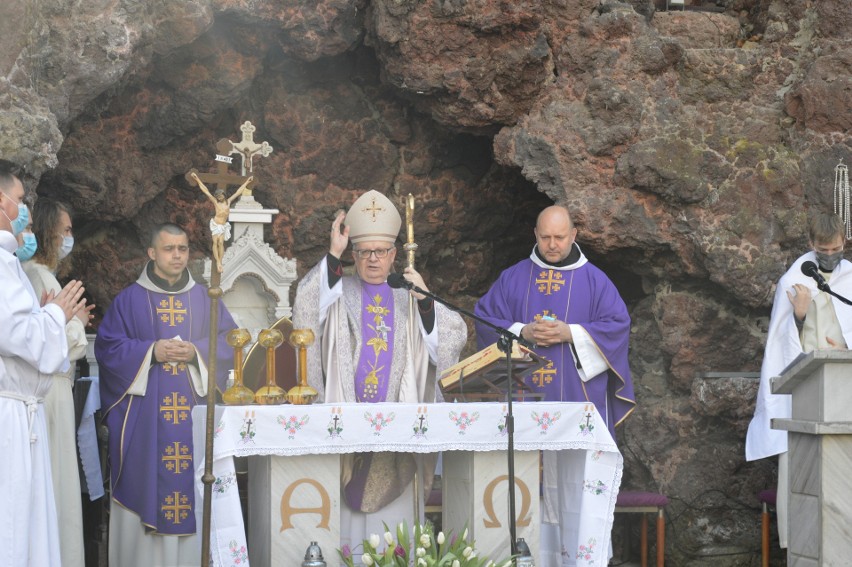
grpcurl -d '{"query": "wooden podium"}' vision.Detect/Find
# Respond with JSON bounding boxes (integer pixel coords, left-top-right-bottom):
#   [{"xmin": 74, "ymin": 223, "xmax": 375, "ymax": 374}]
[{"xmin": 771, "ymin": 350, "xmax": 852, "ymax": 565}]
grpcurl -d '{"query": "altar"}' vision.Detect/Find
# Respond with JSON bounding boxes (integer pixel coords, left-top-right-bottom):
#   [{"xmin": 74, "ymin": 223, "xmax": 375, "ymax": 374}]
[{"xmin": 193, "ymin": 401, "xmax": 623, "ymax": 567}]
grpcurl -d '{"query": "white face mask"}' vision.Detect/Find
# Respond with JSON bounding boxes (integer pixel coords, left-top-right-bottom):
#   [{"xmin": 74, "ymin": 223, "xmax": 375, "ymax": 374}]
[{"xmin": 58, "ymin": 235, "xmax": 74, "ymax": 259}]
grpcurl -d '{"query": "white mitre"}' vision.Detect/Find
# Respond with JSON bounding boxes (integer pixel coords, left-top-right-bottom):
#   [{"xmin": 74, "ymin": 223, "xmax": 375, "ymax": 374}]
[{"xmin": 344, "ymin": 190, "xmax": 401, "ymax": 245}]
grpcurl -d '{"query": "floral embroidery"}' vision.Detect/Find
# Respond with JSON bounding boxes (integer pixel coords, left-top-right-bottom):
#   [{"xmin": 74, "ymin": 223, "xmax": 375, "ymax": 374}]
[
  {"xmin": 229, "ymin": 539, "xmax": 249, "ymax": 564},
  {"xmin": 583, "ymin": 479, "xmax": 609, "ymax": 496},
  {"xmin": 531, "ymin": 410, "xmax": 562, "ymax": 434},
  {"xmin": 213, "ymin": 473, "xmax": 236, "ymax": 495},
  {"xmin": 364, "ymin": 411, "xmax": 395, "ymax": 435},
  {"xmin": 449, "ymin": 410, "xmax": 480, "ymax": 435},
  {"xmin": 278, "ymin": 414, "xmax": 310, "ymax": 439},
  {"xmin": 576, "ymin": 538, "xmax": 597, "ymax": 563}
]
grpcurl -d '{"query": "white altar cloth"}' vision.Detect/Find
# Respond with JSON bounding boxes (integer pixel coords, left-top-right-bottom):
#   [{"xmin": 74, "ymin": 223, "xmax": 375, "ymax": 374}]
[{"xmin": 193, "ymin": 402, "xmax": 623, "ymax": 567}]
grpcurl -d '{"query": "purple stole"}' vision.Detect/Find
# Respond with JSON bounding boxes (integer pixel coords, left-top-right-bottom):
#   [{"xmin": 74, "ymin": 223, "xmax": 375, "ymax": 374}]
[
  {"xmin": 345, "ymin": 281, "xmax": 408, "ymax": 511},
  {"xmin": 354, "ymin": 282, "xmax": 395, "ymax": 402}
]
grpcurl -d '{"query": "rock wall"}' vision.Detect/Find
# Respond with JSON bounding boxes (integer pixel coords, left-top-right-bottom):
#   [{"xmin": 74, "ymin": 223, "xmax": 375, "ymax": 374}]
[{"xmin": 1, "ymin": 0, "xmax": 849, "ymax": 564}]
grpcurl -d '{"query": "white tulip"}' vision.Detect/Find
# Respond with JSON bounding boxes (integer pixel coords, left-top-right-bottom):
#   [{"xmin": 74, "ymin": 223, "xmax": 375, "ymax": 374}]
[
  {"xmin": 384, "ymin": 532, "xmax": 394, "ymax": 546},
  {"xmin": 462, "ymin": 546, "xmax": 473, "ymax": 558},
  {"xmin": 420, "ymin": 533, "xmax": 431, "ymax": 548},
  {"xmin": 362, "ymin": 553, "xmax": 374, "ymax": 566},
  {"xmin": 452, "ymin": 561, "xmax": 461, "ymax": 567},
  {"xmin": 417, "ymin": 559, "xmax": 427, "ymax": 567},
  {"xmin": 369, "ymin": 534, "xmax": 381, "ymax": 550},
  {"xmin": 437, "ymin": 532, "xmax": 445, "ymax": 545},
  {"xmin": 416, "ymin": 547, "xmax": 426, "ymax": 557},
  {"xmin": 462, "ymin": 529, "xmax": 468, "ymax": 541}
]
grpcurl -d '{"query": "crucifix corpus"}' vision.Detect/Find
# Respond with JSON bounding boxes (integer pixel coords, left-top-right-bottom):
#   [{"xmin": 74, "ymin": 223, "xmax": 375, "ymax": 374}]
[{"xmin": 185, "ymin": 139, "xmax": 253, "ymax": 273}]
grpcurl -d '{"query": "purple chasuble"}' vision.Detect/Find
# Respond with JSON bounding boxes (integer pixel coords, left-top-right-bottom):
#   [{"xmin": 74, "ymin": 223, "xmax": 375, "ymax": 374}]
[
  {"xmin": 354, "ymin": 282, "xmax": 395, "ymax": 403},
  {"xmin": 474, "ymin": 257, "xmax": 635, "ymax": 438},
  {"xmin": 96, "ymin": 282, "xmax": 234, "ymax": 535}
]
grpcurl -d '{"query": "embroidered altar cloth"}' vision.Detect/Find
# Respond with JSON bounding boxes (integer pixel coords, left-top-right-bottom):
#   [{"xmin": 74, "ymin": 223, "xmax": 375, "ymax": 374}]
[{"xmin": 193, "ymin": 401, "xmax": 623, "ymax": 567}]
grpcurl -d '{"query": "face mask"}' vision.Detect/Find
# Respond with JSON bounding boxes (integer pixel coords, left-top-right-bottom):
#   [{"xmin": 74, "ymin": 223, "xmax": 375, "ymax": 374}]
[
  {"xmin": 816, "ymin": 250, "xmax": 844, "ymax": 272},
  {"xmin": 10, "ymin": 203, "xmax": 28, "ymax": 235},
  {"xmin": 58, "ymin": 235, "xmax": 74, "ymax": 260},
  {"xmin": 16, "ymin": 233, "xmax": 37, "ymax": 261}
]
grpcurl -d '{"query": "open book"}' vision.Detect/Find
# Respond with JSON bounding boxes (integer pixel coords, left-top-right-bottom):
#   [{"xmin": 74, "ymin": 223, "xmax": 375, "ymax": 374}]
[{"xmin": 439, "ymin": 341, "xmax": 548, "ymax": 399}]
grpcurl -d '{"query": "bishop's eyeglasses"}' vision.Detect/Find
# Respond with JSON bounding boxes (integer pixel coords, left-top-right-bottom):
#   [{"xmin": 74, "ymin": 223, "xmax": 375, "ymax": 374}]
[{"xmin": 353, "ymin": 247, "xmax": 395, "ymax": 259}]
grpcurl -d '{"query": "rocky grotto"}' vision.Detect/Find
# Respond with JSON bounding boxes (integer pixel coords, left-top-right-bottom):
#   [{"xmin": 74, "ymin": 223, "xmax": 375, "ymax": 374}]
[{"xmin": 1, "ymin": 0, "xmax": 850, "ymax": 565}]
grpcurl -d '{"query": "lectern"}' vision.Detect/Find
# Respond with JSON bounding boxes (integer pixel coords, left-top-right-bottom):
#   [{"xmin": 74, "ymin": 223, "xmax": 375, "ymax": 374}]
[{"xmin": 771, "ymin": 350, "xmax": 852, "ymax": 565}]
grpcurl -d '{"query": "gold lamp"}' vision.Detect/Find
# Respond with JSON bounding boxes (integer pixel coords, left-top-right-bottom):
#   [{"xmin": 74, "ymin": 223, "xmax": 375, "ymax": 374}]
[
  {"xmin": 254, "ymin": 328, "xmax": 286, "ymax": 405},
  {"xmin": 286, "ymin": 328, "xmax": 318, "ymax": 405},
  {"xmin": 223, "ymin": 329, "xmax": 254, "ymax": 405}
]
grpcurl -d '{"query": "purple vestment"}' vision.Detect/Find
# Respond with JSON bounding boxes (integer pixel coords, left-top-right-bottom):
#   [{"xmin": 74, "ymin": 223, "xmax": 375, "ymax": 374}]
[
  {"xmin": 355, "ymin": 282, "xmax": 395, "ymax": 402},
  {"xmin": 96, "ymin": 279, "xmax": 234, "ymax": 535},
  {"xmin": 474, "ymin": 255, "xmax": 635, "ymax": 438}
]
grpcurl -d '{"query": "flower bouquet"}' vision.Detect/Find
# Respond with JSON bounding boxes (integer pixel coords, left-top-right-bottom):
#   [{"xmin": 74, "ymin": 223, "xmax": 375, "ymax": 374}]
[{"xmin": 338, "ymin": 521, "xmax": 513, "ymax": 567}]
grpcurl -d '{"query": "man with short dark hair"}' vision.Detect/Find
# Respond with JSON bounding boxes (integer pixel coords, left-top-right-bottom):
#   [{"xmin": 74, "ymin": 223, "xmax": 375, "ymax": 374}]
[
  {"xmin": 746, "ymin": 212, "xmax": 852, "ymax": 549},
  {"xmin": 96, "ymin": 223, "xmax": 235, "ymax": 566},
  {"xmin": 0, "ymin": 169, "xmax": 88, "ymax": 566}
]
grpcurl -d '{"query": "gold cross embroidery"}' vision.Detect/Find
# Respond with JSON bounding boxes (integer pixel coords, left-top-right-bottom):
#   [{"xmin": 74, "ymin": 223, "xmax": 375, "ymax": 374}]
[
  {"xmin": 161, "ymin": 491, "xmax": 191, "ymax": 524},
  {"xmin": 160, "ymin": 392, "xmax": 190, "ymax": 425},
  {"xmin": 157, "ymin": 297, "xmax": 187, "ymax": 327},
  {"xmin": 161, "ymin": 362, "xmax": 187, "ymax": 376},
  {"xmin": 535, "ymin": 270, "xmax": 564, "ymax": 295},
  {"xmin": 363, "ymin": 197, "xmax": 384, "ymax": 221},
  {"xmin": 532, "ymin": 361, "xmax": 557, "ymax": 388},
  {"xmin": 162, "ymin": 441, "xmax": 192, "ymax": 474}
]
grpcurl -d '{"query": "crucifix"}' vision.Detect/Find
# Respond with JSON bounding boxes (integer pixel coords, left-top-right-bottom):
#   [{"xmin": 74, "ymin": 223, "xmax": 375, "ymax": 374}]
[
  {"xmin": 230, "ymin": 120, "xmax": 273, "ymax": 180},
  {"xmin": 186, "ymin": 138, "xmax": 253, "ymax": 273}
]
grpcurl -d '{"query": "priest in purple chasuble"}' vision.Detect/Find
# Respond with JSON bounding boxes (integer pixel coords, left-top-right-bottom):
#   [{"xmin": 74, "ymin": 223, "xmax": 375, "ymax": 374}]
[
  {"xmin": 292, "ymin": 190, "xmax": 467, "ymax": 547},
  {"xmin": 474, "ymin": 205, "xmax": 634, "ymax": 565},
  {"xmin": 474, "ymin": 205, "xmax": 634, "ymax": 438},
  {"xmin": 96, "ymin": 223, "xmax": 235, "ymax": 566}
]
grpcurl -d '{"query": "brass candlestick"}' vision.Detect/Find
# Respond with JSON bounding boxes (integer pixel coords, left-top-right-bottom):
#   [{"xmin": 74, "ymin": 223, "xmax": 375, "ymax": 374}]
[
  {"xmin": 287, "ymin": 328, "xmax": 318, "ymax": 405},
  {"xmin": 223, "ymin": 329, "xmax": 254, "ymax": 405},
  {"xmin": 254, "ymin": 328, "xmax": 286, "ymax": 405}
]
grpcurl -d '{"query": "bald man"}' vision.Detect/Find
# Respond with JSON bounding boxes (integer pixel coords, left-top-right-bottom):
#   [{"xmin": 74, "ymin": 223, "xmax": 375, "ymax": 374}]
[{"xmin": 474, "ymin": 205, "xmax": 636, "ymax": 565}]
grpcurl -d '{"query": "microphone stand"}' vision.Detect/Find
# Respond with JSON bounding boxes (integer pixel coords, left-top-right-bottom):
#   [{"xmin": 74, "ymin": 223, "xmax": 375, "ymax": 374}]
[
  {"xmin": 392, "ymin": 277, "xmax": 535, "ymax": 562},
  {"xmin": 815, "ymin": 281, "xmax": 852, "ymax": 306}
]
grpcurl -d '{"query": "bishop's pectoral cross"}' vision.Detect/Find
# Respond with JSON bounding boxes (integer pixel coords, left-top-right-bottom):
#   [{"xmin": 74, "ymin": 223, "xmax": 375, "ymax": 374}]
[{"xmin": 376, "ymin": 320, "xmax": 391, "ymax": 341}]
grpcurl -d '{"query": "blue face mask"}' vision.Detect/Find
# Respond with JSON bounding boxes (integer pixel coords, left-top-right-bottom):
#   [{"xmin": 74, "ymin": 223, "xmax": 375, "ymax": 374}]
[
  {"xmin": 58, "ymin": 235, "xmax": 74, "ymax": 260},
  {"xmin": 10, "ymin": 203, "xmax": 28, "ymax": 236},
  {"xmin": 16, "ymin": 232, "xmax": 37, "ymax": 262}
]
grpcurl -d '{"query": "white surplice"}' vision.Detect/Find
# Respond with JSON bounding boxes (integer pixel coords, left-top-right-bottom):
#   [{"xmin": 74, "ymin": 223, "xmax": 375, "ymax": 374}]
[
  {"xmin": 745, "ymin": 251, "xmax": 852, "ymax": 548},
  {"xmin": 0, "ymin": 231, "xmax": 69, "ymax": 566},
  {"xmin": 23, "ymin": 259, "xmax": 89, "ymax": 567}
]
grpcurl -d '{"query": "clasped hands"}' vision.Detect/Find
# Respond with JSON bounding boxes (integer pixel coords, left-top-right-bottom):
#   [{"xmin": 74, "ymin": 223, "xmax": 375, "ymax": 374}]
[
  {"xmin": 154, "ymin": 339, "xmax": 197, "ymax": 364},
  {"xmin": 521, "ymin": 318, "xmax": 573, "ymax": 347}
]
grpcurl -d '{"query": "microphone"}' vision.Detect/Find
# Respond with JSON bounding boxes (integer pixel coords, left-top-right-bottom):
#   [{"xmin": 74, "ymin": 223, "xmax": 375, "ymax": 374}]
[
  {"xmin": 387, "ymin": 272, "xmax": 415, "ymax": 290},
  {"xmin": 801, "ymin": 261, "xmax": 827, "ymax": 288}
]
